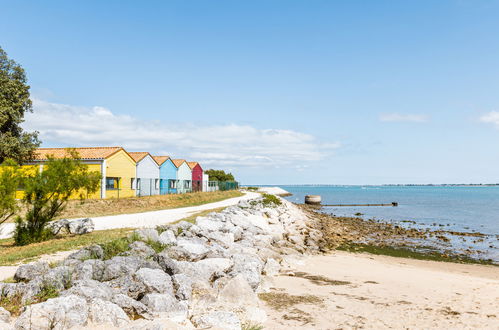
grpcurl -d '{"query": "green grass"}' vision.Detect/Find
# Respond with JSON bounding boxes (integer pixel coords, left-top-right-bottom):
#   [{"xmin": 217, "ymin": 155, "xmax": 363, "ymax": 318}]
[
  {"xmin": 0, "ymin": 228, "xmax": 133, "ymax": 266},
  {"xmin": 337, "ymin": 243, "xmax": 497, "ymax": 265}
]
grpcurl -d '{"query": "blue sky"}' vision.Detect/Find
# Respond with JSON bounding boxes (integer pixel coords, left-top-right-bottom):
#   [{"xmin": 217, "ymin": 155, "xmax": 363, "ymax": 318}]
[{"xmin": 2, "ymin": 0, "xmax": 499, "ymax": 184}]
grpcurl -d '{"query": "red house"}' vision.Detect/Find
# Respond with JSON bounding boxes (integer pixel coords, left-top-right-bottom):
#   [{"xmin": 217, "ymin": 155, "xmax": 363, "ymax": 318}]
[{"xmin": 187, "ymin": 162, "xmax": 203, "ymax": 192}]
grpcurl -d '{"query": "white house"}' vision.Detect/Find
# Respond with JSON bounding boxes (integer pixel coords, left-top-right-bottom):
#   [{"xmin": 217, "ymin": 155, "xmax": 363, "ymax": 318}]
[
  {"xmin": 129, "ymin": 152, "xmax": 160, "ymax": 196},
  {"xmin": 172, "ymin": 159, "xmax": 192, "ymax": 194}
]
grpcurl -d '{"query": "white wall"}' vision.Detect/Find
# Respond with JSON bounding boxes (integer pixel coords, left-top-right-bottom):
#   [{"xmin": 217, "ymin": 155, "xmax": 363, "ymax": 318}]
[
  {"xmin": 136, "ymin": 155, "xmax": 160, "ymax": 196},
  {"xmin": 176, "ymin": 162, "xmax": 192, "ymax": 193}
]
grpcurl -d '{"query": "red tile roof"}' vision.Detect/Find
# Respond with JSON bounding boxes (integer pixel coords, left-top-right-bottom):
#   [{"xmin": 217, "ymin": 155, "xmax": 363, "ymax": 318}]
[
  {"xmin": 187, "ymin": 161, "xmax": 198, "ymax": 170},
  {"xmin": 152, "ymin": 156, "xmax": 170, "ymax": 166},
  {"xmin": 128, "ymin": 152, "xmax": 151, "ymax": 163},
  {"xmin": 172, "ymin": 159, "xmax": 186, "ymax": 168},
  {"xmin": 35, "ymin": 147, "xmax": 123, "ymax": 160}
]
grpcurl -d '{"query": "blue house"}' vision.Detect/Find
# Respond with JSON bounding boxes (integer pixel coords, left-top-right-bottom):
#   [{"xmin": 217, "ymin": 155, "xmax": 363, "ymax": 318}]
[{"xmin": 153, "ymin": 156, "xmax": 178, "ymax": 194}]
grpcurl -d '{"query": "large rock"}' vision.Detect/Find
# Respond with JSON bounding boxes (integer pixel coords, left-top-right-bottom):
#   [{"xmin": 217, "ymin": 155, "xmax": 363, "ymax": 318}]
[
  {"xmin": 47, "ymin": 219, "xmax": 70, "ymax": 235},
  {"xmin": 128, "ymin": 241, "xmax": 156, "ymax": 258},
  {"xmin": 196, "ymin": 258, "xmax": 234, "ymax": 274},
  {"xmin": 87, "ymin": 298, "xmax": 129, "ymax": 327},
  {"xmin": 15, "ymin": 295, "xmax": 88, "ymax": 330},
  {"xmin": 229, "ymin": 253, "xmax": 264, "ymax": 289},
  {"xmin": 216, "ymin": 274, "xmax": 267, "ymax": 324},
  {"xmin": 172, "ymin": 238, "xmax": 210, "ymax": 261},
  {"xmin": 195, "ymin": 217, "xmax": 225, "ymax": 232},
  {"xmin": 68, "ymin": 244, "xmax": 104, "ymax": 261},
  {"xmin": 172, "ymin": 274, "xmax": 192, "ymax": 301},
  {"xmin": 134, "ymin": 268, "xmax": 174, "ymax": 296},
  {"xmin": 111, "ymin": 293, "xmax": 151, "ymax": 319},
  {"xmin": 14, "ymin": 262, "xmax": 49, "ymax": 282},
  {"xmin": 135, "ymin": 228, "xmax": 160, "ymax": 243},
  {"xmin": 68, "ymin": 218, "xmax": 94, "ymax": 235},
  {"xmin": 62, "ymin": 279, "xmax": 115, "ymax": 302},
  {"xmin": 41, "ymin": 266, "xmax": 73, "ymax": 291},
  {"xmin": 154, "ymin": 252, "xmax": 181, "ymax": 275},
  {"xmin": 204, "ymin": 231, "xmax": 235, "ymax": 249},
  {"xmin": 73, "ymin": 259, "xmax": 105, "ymax": 281},
  {"xmin": 191, "ymin": 311, "xmax": 241, "ymax": 330},
  {"xmin": 158, "ymin": 230, "xmax": 177, "ymax": 246},
  {"xmin": 102, "ymin": 256, "xmax": 157, "ymax": 281},
  {"xmin": 140, "ymin": 293, "xmax": 188, "ymax": 320}
]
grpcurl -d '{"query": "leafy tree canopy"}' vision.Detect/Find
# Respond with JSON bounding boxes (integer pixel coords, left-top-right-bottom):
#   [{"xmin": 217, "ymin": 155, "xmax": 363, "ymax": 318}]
[
  {"xmin": 0, "ymin": 46, "xmax": 40, "ymax": 164},
  {"xmin": 205, "ymin": 169, "xmax": 235, "ymax": 182}
]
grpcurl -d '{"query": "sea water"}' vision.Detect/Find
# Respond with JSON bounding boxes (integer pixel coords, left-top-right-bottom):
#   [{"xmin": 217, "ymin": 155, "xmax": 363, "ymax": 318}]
[{"xmin": 277, "ymin": 185, "xmax": 499, "ymax": 262}]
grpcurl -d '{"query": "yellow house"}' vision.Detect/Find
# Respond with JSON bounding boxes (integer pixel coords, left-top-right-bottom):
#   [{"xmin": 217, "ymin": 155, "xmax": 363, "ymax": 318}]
[{"xmin": 31, "ymin": 147, "xmax": 137, "ymax": 199}]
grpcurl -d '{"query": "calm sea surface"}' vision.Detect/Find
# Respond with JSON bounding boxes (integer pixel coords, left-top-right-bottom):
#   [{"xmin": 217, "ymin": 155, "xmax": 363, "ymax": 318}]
[{"xmin": 276, "ymin": 185, "xmax": 499, "ymax": 261}]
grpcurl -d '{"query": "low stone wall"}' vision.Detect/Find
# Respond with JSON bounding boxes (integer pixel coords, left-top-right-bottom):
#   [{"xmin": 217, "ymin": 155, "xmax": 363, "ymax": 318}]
[{"xmin": 0, "ymin": 196, "xmax": 325, "ymax": 330}]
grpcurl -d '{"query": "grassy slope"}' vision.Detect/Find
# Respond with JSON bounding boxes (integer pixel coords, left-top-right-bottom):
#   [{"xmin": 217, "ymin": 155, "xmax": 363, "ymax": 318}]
[
  {"xmin": 0, "ymin": 228, "xmax": 132, "ymax": 265},
  {"xmin": 0, "ymin": 191, "xmax": 243, "ymax": 265},
  {"xmin": 7, "ymin": 190, "xmax": 243, "ymax": 222}
]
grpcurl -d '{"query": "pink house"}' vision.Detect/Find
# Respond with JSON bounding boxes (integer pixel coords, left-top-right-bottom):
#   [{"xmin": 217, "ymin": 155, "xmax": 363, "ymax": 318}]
[{"xmin": 187, "ymin": 162, "xmax": 203, "ymax": 192}]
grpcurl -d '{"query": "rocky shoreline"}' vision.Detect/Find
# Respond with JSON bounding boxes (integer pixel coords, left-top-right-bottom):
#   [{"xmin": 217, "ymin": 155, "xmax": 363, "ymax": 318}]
[
  {"xmin": 0, "ymin": 195, "xmax": 325, "ymax": 329},
  {"xmin": 300, "ymin": 204, "xmax": 498, "ymax": 265}
]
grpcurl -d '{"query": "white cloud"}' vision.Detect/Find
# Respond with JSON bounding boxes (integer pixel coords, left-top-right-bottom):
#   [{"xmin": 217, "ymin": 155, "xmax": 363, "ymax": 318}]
[
  {"xmin": 479, "ymin": 111, "xmax": 499, "ymax": 128},
  {"xmin": 379, "ymin": 113, "xmax": 428, "ymax": 123},
  {"xmin": 24, "ymin": 99, "xmax": 339, "ymax": 168}
]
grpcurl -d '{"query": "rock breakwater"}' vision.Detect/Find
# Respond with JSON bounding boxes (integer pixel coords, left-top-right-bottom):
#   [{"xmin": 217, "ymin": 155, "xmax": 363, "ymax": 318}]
[{"xmin": 0, "ymin": 196, "xmax": 325, "ymax": 329}]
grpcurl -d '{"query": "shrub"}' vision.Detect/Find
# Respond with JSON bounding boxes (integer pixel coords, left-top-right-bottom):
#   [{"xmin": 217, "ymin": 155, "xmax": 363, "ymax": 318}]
[
  {"xmin": 14, "ymin": 149, "xmax": 101, "ymax": 246},
  {"xmin": 261, "ymin": 194, "xmax": 282, "ymax": 207}
]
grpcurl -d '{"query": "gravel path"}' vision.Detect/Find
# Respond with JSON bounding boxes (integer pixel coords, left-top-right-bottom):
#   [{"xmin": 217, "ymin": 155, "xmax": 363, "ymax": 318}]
[
  {"xmin": 0, "ymin": 191, "xmax": 260, "ymax": 240},
  {"xmin": 0, "ymin": 191, "xmax": 260, "ymax": 281}
]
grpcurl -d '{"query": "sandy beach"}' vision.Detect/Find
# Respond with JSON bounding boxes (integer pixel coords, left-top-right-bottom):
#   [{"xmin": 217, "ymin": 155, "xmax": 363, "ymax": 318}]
[{"xmin": 262, "ymin": 251, "xmax": 499, "ymax": 329}]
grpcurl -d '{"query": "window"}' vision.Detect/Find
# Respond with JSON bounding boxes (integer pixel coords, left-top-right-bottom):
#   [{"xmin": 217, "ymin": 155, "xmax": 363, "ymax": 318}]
[
  {"xmin": 106, "ymin": 177, "xmax": 119, "ymax": 190},
  {"xmin": 169, "ymin": 180, "xmax": 176, "ymax": 189},
  {"xmin": 155, "ymin": 179, "xmax": 159, "ymax": 190},
  {"xmin": 131, "ymin": 178, "xmax": 136, "ymax": 190},
  {"xmin": 136, "ymin": 178, "xmax": 141, "ymax": 190}
]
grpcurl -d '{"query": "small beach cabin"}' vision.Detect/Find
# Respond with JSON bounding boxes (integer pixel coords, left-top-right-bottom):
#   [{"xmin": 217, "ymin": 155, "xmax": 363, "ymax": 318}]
[
  {"xmin": 172, "ymin": 159, "xmax": 192, "ymax": 193},
  {"xmin": 202, "ymin": 173, "xmax": 209, "ymax": 192},
  {"xmin": 129, "ymin": 152, "xmax": 160, "ymax": 196},
  {"xmin": 187, "ymin": 162, "xmax": 203, "ymax": 192},
  {"xmin": 32, "ymin": 147, "xmax": 136, "ymax": 199},
  {"xmin": 153, "ymin": 156, "xmax": 178, "ymax": 194}
]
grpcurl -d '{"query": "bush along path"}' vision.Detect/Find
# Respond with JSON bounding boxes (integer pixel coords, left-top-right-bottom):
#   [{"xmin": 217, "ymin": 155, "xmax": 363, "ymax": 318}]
[{"xmin": 0, "ymin": 195, "xmax": 326, "ymax": 329}]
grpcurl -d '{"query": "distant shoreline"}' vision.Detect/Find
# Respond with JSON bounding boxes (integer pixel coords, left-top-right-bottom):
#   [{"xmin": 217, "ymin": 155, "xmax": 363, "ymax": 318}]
[{"xmin": 250, "ymin": 184, "xmax": 499, "ymax": 187}]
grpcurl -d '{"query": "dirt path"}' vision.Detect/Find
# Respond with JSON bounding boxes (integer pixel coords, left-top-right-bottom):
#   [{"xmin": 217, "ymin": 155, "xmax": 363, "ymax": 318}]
[{"xmin": 262, "ymin": 251, "xmax": 499, "ymax": 329}]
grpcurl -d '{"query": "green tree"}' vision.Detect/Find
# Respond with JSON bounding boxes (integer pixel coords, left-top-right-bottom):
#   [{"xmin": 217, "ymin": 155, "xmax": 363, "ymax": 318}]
[
  {"xmin": 0, "ymin": 159, "xmax": 21, "ymax": 227},
  {"xmin": 14, "ymin": 150, "xmax": 101, "ymax": 245},
  {"xmin": 0, "ymin": 46, "xmax": 40, "ymax": 164},
  {"xmin": 205, "ymin": 169, "xmax": 235, "ymax": 181}
]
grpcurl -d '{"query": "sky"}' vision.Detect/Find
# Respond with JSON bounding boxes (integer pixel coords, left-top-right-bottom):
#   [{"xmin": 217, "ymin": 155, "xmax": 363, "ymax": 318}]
[{"xmin": 2, "ymin": 0, "xmax": 499, "ymax": 185}]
